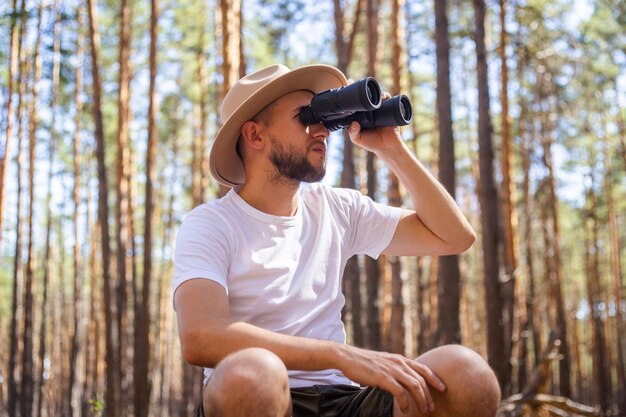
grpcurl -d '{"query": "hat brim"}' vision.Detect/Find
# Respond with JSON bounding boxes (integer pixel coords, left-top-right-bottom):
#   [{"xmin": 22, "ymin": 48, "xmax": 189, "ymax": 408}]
[{"xmin": 210, "ymin": 65, "xmax": 348, "ymax": 187}]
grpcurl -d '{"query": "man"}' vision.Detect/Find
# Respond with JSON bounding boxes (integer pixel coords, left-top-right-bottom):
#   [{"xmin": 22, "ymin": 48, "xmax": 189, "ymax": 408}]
[{"xmin": 173, "ymin": 64, "xmax": 500, "ymax": 417}]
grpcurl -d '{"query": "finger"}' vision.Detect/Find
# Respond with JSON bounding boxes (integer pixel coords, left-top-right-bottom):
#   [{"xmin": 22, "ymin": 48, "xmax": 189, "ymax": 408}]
[
  {"xmin": 400, "ymin": 370, "xmax": 431, "ymax": 414},
  {"xmin": 409, "ymin": 361, "xmax": 446, "ymax": 392},
  {"xmin": 381, "ymin": 91, "xmax": 392, "ymax": 101},
  {"xmin": 348, "ymin": 121, "xmax": 361, "ymax": 140},
  {"xmin": 385, "ymin": 378, "xmax": 410, "ymax": 413}
]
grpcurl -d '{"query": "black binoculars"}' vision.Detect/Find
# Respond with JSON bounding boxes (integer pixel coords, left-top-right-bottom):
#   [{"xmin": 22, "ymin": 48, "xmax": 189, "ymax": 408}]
[{"xmin": 298, "ymin": 77, "xmax": 413, "ymax": 131}]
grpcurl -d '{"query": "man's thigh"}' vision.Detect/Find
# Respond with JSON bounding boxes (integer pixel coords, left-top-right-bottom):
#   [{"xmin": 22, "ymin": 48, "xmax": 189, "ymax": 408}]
[{"xmin": 291, "ymin": 384, "xmax": 393, "ymax": 417}]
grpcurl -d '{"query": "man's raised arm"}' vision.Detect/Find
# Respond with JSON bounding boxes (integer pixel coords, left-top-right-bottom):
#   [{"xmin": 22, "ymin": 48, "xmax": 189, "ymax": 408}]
[{"xmin": 347, "ymin": 117, "xmax": 475, "ymax": 257}]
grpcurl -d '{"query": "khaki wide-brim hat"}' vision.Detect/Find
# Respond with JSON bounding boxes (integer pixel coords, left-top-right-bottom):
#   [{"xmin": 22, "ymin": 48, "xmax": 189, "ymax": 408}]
[{"xmin": 210, "ymin": 64, "xmax": 348, "ymax": 187}]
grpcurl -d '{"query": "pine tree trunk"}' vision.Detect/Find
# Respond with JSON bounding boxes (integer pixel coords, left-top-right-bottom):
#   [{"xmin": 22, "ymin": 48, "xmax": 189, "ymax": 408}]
[
  {"xmin": 613, "ymin": 79, "xmax": 626, "ymax": 172},
  {"xmin": 473, "ymin": 0, "xmax": 507, "ymax": 391},
  {"xmin": 583, "ymin": 179, "xmax": 610, "ymax": 411},
  {"xmin": 216, "ymin": 0, "xmax": 242, "ymax": 194},
  {"xmin": 55, "ymin": 204, "xmax": 70, "ymax": 417},
  {"xmin": 7, "ymin": 2, "xmax": 27, "ymax": 413},
  {"xmin": 86, "ymin": 0, "xmax": 119, "ymax": 413},
  {"xmin": 415, "ymin": 257, "xmax": 427, "ymax": 354},
  {"xmin": 334, "ymin": 0, "xmax": 365, "ymax": 348},
  {"xmin": 68, "ymin": 4, "xmax": 84, "ymax": 415},
  {"xmin": 194, "ymin": 40, "xmax": 209, "ymax": 206},
  {"xmin": 154, "ymin": 127, "xmax": 178, "ymax": 415},
  {"xmin": 428, "ymin": 256, "xmax": 439, "ymax": 349},
  {"xmin": 604, "ymin": 138, "xmax": 626, "ymax": 414},
  {"xmin": 191, "ymin": 101, "xmax": 201, "ymax": 206},
  {"xmin": 497, "ymin": 0, "xmax": 518, "ymax": 395},
  {"xmin": 539, "ymin": 90, "xmax": 570, "ymax": 397},
  {"xmin": 37, "ymin": 5, "xmax": 62, "ymax": 416},
  {"xmin": 498, "ymin": 0, "xmax": 519, "ymax": 279},
  {"xmin": 435, "ymin": 0, "xmax": 461, "ymax": 346},
  {"xmin": 134, "ymin": 0, "xmax": 158, "ymax": 414},
  {"xmin": 83, "ymin": 184, "xmax": 99, "ymax": 416},
  {"xmin": 114, "ymin": 0, "xmax": 133, "ymax": 409},
  {"xmin": 571, "ymin": 298, "xmax": 585, "ymax": 400},
  {"xmin": 517, "ymin": 39, "xmax": 542, "ymax": 369},
  {"xmin": 220, "ymin": 0, "xmax": 242, "ymax": 100},
  {"xmin": 364, "ymin": 0, "xmax": 382, "ymax": 351},
  {"xmin": 21, "ymin": 5, "xmax": 43, "ymax": 415},
  {"xmin": 0, "ymin": 0, "xmax": 21, "ymax": 249},
  {"xmin": 387, "ymin": 0, "xmax": 405, "ymax": 355}
]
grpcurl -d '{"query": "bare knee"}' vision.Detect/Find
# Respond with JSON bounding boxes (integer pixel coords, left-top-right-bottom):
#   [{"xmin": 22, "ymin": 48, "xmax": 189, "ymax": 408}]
[
  {"xmin": 204, "ymin": 348, "xmax": 291, "ymax": 417},
  {"xmin": 415, "ymin": 345, "xmax": 500, "ymax": 417}
]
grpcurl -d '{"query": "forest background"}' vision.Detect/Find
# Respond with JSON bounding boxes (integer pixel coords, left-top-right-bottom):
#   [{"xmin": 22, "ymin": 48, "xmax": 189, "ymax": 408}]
[{"xmin": 0, "ymin": 0, "xmax": 624, "ymax": 416}]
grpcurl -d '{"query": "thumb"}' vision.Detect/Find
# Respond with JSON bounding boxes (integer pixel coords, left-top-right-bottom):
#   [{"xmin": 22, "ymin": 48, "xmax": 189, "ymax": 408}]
[{"xmin": 348, "ymin": 121, "xmax": 361, "ymax": 143}]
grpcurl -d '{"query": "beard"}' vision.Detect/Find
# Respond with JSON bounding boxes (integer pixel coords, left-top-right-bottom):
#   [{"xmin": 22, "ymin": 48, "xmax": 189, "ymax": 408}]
[{"xmin": 268, "ymin": 136, "xmax": 326, "ymax": 183}]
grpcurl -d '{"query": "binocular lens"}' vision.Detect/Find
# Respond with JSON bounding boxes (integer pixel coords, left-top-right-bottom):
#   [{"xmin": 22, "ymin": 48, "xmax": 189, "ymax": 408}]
[
  {"xmin": 364, "ymin": 78, "xmax": 381, "ymax": 109},
  {"xmin": 398, "ymin": 95, "xmax": 412, "ymax": 123},
  {"xmin": 298, "ymin": 77, "xmax": 412, "ymax": 131}
]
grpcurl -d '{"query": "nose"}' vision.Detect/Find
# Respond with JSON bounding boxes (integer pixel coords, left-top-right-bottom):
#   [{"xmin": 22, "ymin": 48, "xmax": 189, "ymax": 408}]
[{"xmin": 307, "ymin": 122, "xmax": 330, "ymax": 140}]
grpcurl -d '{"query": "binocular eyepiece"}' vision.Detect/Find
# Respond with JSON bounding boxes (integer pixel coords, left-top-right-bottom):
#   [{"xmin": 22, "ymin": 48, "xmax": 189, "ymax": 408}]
[{"xmin": 298, "ymin": 77, "xmax": 412, "ymax": 131}]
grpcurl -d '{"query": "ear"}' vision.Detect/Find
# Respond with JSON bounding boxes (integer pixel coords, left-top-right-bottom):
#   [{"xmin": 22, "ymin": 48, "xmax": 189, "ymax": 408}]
[{"xmin": 241, "ymin": 120, "xmax": 265, "ymax": 151}]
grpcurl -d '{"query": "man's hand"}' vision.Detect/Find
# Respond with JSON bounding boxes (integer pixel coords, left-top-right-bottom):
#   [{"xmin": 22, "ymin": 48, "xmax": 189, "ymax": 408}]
[
  {"xmin": 336, "ymin": 344, "xmax": 446, "ymax": 414},
  {"xmin": 347, "ymin": 92, "xmax": 405, "ymax": 157}
]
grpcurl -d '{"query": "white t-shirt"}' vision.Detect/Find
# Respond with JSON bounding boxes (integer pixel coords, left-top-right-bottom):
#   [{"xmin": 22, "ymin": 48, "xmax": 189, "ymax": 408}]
[{"xmin": 173, "ymin": 183, "xmax": 402, "ymax": 387}]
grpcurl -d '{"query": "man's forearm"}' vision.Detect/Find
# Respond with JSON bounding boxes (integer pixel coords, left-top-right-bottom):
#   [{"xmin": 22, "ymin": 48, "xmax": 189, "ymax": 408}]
[
  {"xmin": 378, "ymin": 139, "xmax": 475, "ymax": 248},
  {"xmin": 183, "ymin": 318, "xmax": 447, "ymax": 414},
  {"xmin": 183, "ymin": 320, "xmax": 342, "ymax": 371}
]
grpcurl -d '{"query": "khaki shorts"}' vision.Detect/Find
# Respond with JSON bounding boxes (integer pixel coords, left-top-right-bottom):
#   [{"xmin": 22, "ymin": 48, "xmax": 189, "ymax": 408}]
[{"xmin": 195, "ymin": 384, "xmax": 394, "ymax": 417}]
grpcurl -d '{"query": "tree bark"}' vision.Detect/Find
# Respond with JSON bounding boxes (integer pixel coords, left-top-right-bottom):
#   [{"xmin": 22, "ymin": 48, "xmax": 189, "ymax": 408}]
[
  {"xmin": 415, "ymin": 257, "xmax": 427, "ymax": 354},
  {"xmin": 334, "ymin": 0, "xmax": 365, "ymax": 348},
  {"xmin": 498, "ymin": 0, "xmax": 518, "ymax": 395},
  {"xmin": 0, "ymin": 0, "xmax": 21, "ymax": 250},
  {"xmin": 8, "ymin": 5, "xmax": 26, "ymax": 417},
  {"xmin": 387, "ymin": 0, "xmax": 405, "ymax": 355},
  {"xmin": 83, "ymin": 172, "xmax": 100, "ymax": 416},
  {"xmin": 335, "ymin": 0, "xmax": 364, "ymax": 348},
  {"xmin": 21, "ymin": 4, "xmax": 43, "ymax": 415},
  {"xmin": 54, "ymin": 189, "xmax": 71, "ymax": 417},
  {"xmin": 583, "ymin": 176, "xmax": 610, "ymax": 411},
  {"xmin": 114, "ymin": 0, "xmax": 133, "ymax": 408},
  {"xmin": 134, "ymin": 0, "xmax": 158, "ymax": 414},
  {"xmin": 613, "ymin": 79, "xmax": 626, "ymax": 172},
  {"xmin": 220, "ymin": 0, "xmax": 242, "ymax": 100},
  {"xmin": 217, "ymin": 0, "xmax": 242, "ymax": 199},
  {"xmin": 154, "ymin": 112, "xmax": 180, "ymax": 416},
  {"xmin": 435, "ymin": 0, "xmax": 461, "ymax": 346},
  {"xmin": 193, "ymin": 36, "xmax": 209, "ymax": 207},
  {"xmin": 516, "ymin": 39, "xmax": 542, "ymax": 389},
  {"xmin": 364, "ymin": 0, "xmax": 382, "ymax": 351},
  {"xmin": 539, "ymin": 90, "xmax": 570, "ymax": 397},
  {"xmin": 604, "ymin": 133, "xmax": 625, "ymax": 414},
  {"xmin": 7, "ymin": 1, "xmax": 27, "ymax": 414},
  {"xmin": 86, "ymin": 0, "xmax": 119, "ymax": 413},
  {"xmin": 473, "ymin": 0, "xmax": 507, "ymax": 391},
  {"xmin": 519, "ymin": 41, "xmax": 542, "ymax": 369},
  {"xmin": 37, "ymin": 4, "xmax": 62, "ymax": 416}
]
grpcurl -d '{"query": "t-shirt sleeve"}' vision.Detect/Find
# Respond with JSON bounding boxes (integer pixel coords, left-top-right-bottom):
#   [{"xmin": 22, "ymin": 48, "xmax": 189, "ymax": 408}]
[
  {"xmin": 334, "ymin": 187, "xmax": 402, "ymax": 259},
  {"xmin": 172, "ymin": 208, "xmax": 232, "ymax": 301}
]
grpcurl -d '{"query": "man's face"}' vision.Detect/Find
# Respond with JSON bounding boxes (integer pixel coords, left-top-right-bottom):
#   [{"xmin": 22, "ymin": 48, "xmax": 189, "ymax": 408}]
[
  {"xmin": 262, "ymin": 90, "xmax": 330, "ymax": 183},
  {"xmin": 268, "ymin": 136, "xmax": 325, "ymax": 183}
]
